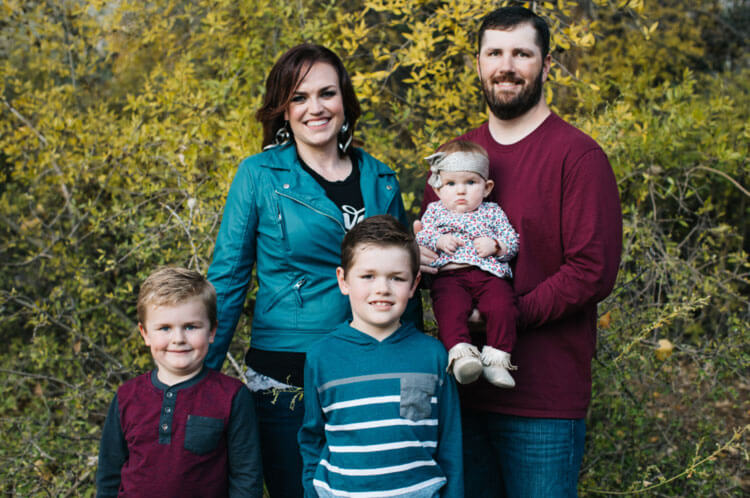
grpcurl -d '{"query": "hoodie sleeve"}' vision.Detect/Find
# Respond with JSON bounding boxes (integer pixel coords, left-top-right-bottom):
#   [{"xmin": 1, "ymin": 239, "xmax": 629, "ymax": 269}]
[
  {"xmin": 298, "ymin": 355, "xmax": 326, "ymax": 497},
  {"xmin": 435, "ymin": 358, "xmax": 463, "ymax": 497}
]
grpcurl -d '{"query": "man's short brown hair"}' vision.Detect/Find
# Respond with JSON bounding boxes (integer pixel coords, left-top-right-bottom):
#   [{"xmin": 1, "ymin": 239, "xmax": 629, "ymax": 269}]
[
  {"xmin": 340, "ymin": 215, "xmax": 419, "ymax": 279},
  {"xmin": 136, "ymin": 267, "xmax": 217, "ymax": 328}
]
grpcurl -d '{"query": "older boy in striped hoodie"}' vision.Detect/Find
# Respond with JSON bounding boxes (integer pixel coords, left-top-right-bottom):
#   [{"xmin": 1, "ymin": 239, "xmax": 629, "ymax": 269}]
[{"xmin": 298, "ymin": 215, "xmax": 462, "ymax": 497}]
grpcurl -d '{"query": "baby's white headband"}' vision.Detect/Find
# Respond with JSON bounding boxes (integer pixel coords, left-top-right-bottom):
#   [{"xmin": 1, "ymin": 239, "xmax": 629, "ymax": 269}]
[{"xmin": 426, "ymin": 151, "xmax": 490, "ymax": 190}]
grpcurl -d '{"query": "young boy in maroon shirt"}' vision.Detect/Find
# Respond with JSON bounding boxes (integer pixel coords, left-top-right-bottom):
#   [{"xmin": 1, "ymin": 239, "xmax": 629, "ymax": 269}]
[{"xmin": 96, "ymin": 268, "xmax": 263, "ymax": 497}]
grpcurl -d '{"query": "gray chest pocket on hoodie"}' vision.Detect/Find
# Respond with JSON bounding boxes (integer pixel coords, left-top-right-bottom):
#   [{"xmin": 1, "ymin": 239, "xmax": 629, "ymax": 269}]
[
  {"xmin": 400, "ymin": 375, "xmax": 437, "ymax": 421},
  {"xmin": 184, "ymin": 415, "xmax": 224, "ymax": 455}
]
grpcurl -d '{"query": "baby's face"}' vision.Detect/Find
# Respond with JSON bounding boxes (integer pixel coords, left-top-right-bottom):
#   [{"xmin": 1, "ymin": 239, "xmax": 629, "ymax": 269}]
[{"xmin": 436, "ymin": 171, "xmax": 493, "ymax": 213}]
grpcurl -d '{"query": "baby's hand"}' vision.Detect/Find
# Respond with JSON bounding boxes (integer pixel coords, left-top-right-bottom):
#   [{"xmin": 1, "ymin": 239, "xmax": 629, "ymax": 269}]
[
  {"xmin": 474, "ymin": 237, "xmax": 501, "ymax": 258},
  {"xmin": 437, "ymin": 234, "xmax": 463, "ymax": 254}
]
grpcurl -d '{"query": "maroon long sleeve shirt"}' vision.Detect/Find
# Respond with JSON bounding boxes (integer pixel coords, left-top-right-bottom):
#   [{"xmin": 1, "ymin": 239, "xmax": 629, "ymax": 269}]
[{"xmin": 422, "ymin": 113, "xmax": 622, "ymax": 418}]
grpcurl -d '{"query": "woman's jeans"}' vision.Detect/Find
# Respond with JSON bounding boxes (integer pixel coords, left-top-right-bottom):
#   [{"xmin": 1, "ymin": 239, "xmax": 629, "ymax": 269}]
[
  {"xmin": 254, "ymin": 389, "xmax": 305, "ymax": 498},
  {"xmin": 462, "ymin": 409, "xmax": 586, "ymax": 498}
]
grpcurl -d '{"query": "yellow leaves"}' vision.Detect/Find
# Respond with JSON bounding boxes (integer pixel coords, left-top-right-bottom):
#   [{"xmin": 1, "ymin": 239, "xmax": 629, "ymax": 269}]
[
  {"xmin": 627, "ymin": 0, "xmax": 645, "ymax": 13},
  {"xmin": 642, "ymin": 21, "xmax": 659, "ymax": 40},
  {"xmin": 202, "ymin": 11, "xmax": 229, "ymax": 35},
  {"xmin": 655, "ymin": 339, "xmax": 674, "ymax": 360},
  {"xmin": 340, "ymin": 16, "xmax": 370, "ymax": 54},
  {"xmin": 351, "ymin": 70, "xmax": 391, "ymax": 103},
  {"xmin": 598, "ymin": 311, "xmax": 612, "ymax": 329}
]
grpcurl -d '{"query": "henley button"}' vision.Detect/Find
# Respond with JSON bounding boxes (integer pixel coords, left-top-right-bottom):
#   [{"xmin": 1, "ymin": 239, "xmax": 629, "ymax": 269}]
[
  {"xmin": 161, "ymin": 424, "xmax": 168, "ymax": 431},
  {"xmin": 283, "ymin": 183, "xmax": 290, "ymax": 189},
  {"xmin": 166, "ymin": 392, "xmax": 174, "ymax": 398},
  {"xmin": 165, "ymin": 407, "xmax": 172, "ymax": 413},
  {"xmin": 386, "ymin": 185, "xmax": 392, "ymax": 190}
]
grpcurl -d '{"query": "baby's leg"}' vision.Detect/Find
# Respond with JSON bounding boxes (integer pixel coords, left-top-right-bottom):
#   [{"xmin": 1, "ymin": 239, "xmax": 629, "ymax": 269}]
[
  {"xmin": 432, "ymin": 270, "xmax": 483, "ymax": 384},
  {"xmin": 430, "ymin": 270, "xmax": 473, "ymax": 349},
  {"xmin": 476, "ymin": 275, "xmax": 518, "ymax": 353}
]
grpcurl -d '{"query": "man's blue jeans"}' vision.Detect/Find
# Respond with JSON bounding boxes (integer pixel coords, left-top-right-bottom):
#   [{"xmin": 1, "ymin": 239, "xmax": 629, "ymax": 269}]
[
  {"xmin": 462, "ymin": 409, "xmax": 585, "ymax": 497},
  {"xmin": 254, "ymin": 389, "xmax": 305, "ymax": 497}
]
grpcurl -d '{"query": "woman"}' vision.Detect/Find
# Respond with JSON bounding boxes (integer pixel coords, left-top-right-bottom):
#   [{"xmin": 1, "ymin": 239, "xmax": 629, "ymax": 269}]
[{"xmin": 204, "ymin": 44, "xmax": 417, "ymax": 497}]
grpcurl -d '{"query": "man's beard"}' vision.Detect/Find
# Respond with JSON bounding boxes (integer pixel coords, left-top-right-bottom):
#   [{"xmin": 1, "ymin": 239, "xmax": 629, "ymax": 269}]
[{"xmin": 481, "ymin": 68, "xmax": 544, "ymax": 120}]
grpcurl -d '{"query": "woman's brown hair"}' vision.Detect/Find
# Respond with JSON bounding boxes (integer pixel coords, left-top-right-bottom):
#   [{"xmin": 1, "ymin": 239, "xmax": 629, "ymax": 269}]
[{"xmin": 256, "ymin": 44, "xmax": 361, "ymax": 153}]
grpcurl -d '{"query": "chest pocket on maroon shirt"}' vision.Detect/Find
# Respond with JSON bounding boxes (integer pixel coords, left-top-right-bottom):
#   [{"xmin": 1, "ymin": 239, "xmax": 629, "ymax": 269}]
[{"xmin": 184, "ymin": 415, "xmax": 224, "ymax": 455}]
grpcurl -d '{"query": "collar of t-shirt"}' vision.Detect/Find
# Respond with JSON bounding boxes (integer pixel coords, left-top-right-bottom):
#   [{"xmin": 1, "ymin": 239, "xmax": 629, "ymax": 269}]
[{"xmin": 299, "ymin": 152, "xmax": 365, "ymax": 231}]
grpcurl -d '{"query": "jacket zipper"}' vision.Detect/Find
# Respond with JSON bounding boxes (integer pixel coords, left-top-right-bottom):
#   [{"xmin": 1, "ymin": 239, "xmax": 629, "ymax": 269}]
[
  {"xmin": 263, "ymin": 276, "xmax": 307, "ymax": 313},
  {"xmin": 293, "ymin": 277, "xmax": 306, "ymax": 306},
  {"xmin": 275, "ymin": 190, "xmax": 345, "ymax": 231}
]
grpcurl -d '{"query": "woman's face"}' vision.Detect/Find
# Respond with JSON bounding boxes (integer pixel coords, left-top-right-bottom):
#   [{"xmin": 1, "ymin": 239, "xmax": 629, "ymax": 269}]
[{"xmin": 284, "ymin": 62, "xmax": 345, "ymax": 155}]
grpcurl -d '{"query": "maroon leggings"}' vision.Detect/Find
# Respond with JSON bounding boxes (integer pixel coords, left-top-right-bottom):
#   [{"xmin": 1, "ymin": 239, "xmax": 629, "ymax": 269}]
[{"xmin": 430, "ymin": 267, "xmax": 518, "ymax": 353}]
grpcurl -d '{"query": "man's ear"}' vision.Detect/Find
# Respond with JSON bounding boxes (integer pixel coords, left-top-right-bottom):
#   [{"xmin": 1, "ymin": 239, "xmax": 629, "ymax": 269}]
[
  {"xmin": 542, "ymin": 53, "xmax": 551, "ymax": 83},
  {"xmin": 336, "ymin": 266, "xmax": 350, "ymax": 295}
]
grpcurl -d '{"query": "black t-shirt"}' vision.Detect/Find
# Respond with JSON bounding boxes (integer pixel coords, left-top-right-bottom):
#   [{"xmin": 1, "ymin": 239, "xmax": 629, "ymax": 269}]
[
  {"xmin": 246, "ymin": 152, "xmax": 364, "ymax": 387},
  {"xmin": 300, "ymin": 153, "xmax": 365, "ymax": 230}
]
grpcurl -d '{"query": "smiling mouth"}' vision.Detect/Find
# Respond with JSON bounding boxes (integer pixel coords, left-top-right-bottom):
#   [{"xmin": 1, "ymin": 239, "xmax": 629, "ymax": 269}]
[
  {"xmin": 494, "ymin": 81, "xmax": 523, "ymax": 91},
  {"xmin": 306, "ymin": 118, "xmax": 330, "ymax": 127},
  {"xmin": 369, "ymin": 300, "xmax": 393, "ymax": 308}
]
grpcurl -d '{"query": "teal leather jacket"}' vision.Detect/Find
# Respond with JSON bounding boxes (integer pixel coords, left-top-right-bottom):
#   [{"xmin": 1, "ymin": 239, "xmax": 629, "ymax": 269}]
[{"xmin": 205, "ymin": 143, "xmax": 415, "ymax": 370}]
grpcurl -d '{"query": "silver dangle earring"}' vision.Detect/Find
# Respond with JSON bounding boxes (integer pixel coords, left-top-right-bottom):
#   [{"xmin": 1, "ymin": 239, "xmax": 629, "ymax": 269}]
[
  {"xmin": 264, "ymin": 121, "xmax": 291, "ymax": 150},
  {"xmin": 338, "ymin": 119, "xmax": 352, "ymax": 154},
  {"xmin": 274, "ymin": 121, "xmax": 292, "ymax": 145}
]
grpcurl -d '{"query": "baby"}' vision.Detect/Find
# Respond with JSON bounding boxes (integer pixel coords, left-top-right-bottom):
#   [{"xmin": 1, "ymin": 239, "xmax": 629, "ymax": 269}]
[{"xmin": 416, "ymin": 141, "xmax": 520, "ymax": 388}]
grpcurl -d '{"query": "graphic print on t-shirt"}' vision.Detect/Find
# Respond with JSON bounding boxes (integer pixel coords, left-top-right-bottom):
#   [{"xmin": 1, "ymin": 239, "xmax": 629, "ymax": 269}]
[{"xmin": 342, "ymin": 205, "xmax": 365, "ymax": 230}]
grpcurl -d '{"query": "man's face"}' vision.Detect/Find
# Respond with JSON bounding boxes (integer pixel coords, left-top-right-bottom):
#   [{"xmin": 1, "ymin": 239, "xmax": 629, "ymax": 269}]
[{"xmin": 477, "ymin": 23, "xmax": 550, "ymax": 120}]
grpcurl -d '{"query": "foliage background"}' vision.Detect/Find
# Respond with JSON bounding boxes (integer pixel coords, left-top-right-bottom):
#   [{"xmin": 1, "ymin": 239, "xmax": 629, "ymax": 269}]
[{"xmin": 1, "ymin": 0, "xmax": 747, "ymax": 495}]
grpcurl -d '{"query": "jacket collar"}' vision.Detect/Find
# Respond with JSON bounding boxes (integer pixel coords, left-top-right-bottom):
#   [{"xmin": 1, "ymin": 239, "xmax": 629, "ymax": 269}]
[{"xmin": 261, "ymin": 143, "xmax": 398, "ymax": 223}]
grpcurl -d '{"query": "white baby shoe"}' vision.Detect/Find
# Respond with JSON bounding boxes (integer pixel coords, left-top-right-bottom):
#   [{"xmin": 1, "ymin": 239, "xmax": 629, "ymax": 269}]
[
  {"xmin": 480, "ymin": 345, "xmax": 517, "ymax": 388},
  {"xmin": 447, "ymin": 343, "xmax": 483, "ymax": 384}
]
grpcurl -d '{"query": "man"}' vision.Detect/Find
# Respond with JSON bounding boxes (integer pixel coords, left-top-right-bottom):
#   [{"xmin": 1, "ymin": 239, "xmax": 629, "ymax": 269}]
[{"xmin": 417, "ymin": 6, "xmax": 623, "ymax": 497}]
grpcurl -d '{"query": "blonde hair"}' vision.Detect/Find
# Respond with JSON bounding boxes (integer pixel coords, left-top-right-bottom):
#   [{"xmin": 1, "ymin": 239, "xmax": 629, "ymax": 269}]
[{"xmin": 136, "ymin": 267, "xmax": 217, "ymax": 327}]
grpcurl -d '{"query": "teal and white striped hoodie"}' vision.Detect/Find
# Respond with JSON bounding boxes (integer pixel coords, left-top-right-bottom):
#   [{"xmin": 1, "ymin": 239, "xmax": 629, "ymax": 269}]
[{"xmin": 299, "ymin": 322, "xmax": 463, "ymax": 497}]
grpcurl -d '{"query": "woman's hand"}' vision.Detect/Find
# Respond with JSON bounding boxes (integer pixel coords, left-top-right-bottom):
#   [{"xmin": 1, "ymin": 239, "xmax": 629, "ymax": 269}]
[{"xmin": 413, "ymin": 220, "xmax": 439, "ymax": 275}]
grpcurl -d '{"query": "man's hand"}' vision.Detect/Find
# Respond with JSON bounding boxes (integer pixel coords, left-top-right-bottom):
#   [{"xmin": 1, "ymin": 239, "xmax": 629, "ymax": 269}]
[
  {"xmin": 413, "ymin": 220, "xmax": 439, "ymax": 275},
  {"xmin": 474, "ymin": 237, "xmax": 503, "ymax": 258}
]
